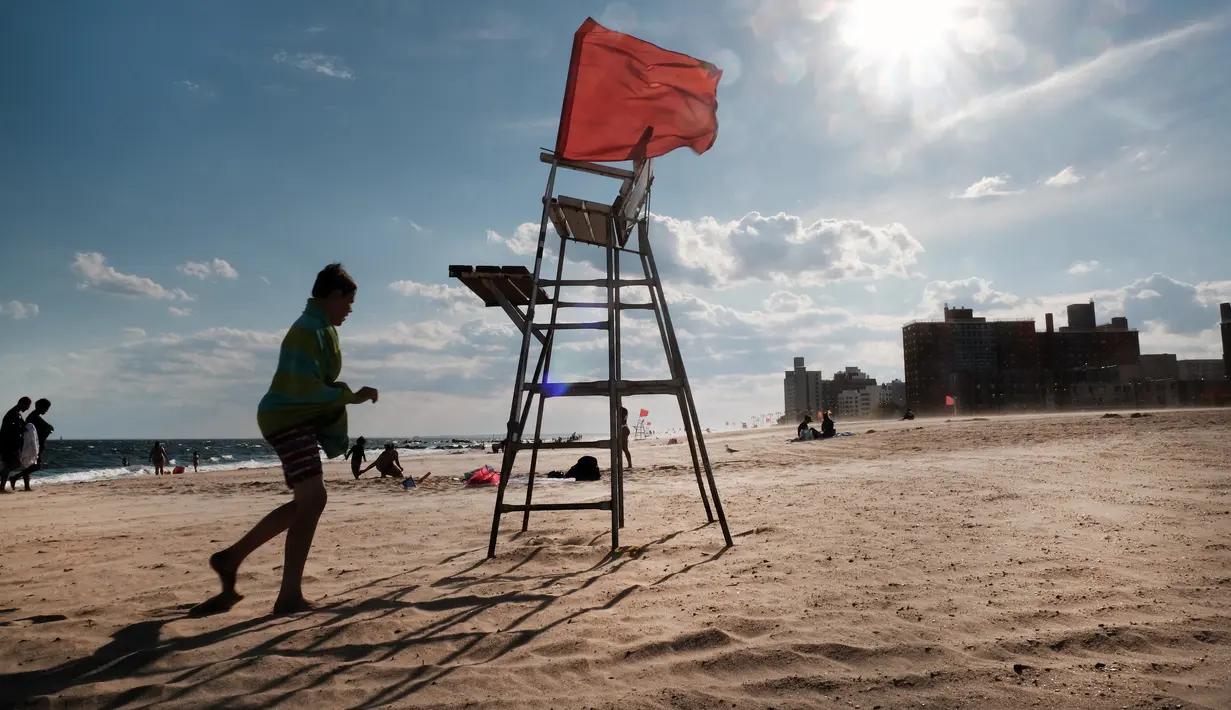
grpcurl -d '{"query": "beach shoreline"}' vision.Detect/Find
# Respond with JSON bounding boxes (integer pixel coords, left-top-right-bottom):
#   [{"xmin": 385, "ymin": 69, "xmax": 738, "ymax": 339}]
[{"xmin": 2, "ymin": 409, "xmax": 1229, "ymax": 709}]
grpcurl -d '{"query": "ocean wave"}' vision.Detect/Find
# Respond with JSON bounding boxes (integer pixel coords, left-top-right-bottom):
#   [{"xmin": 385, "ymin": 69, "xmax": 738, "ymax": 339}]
[{"xmin": 31, "ymin": 458, "xmax": 282, "ymax": 487}]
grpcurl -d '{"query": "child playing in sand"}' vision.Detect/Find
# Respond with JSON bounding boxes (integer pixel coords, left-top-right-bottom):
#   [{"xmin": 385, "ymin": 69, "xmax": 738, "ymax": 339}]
[{"xmin": 196, "ymin": 263, "xmax": 378, "ymax": 616}]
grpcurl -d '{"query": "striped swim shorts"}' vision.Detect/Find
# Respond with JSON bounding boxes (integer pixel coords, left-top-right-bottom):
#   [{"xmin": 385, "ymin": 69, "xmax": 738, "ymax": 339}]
[{"xmin": 266, "ymin": 425, "xmax": 323, "ymax": 488}]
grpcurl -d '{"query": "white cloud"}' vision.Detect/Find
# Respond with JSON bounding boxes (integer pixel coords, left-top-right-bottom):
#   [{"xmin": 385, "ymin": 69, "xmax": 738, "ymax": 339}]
[
  {"xmin": 1066, "ymin": 260, "xmax": 1100, "ymax": 275},
  {"xmin": 919, "ymin": 277, "xmax": 1020, "ymax": 315},
  {"xmin": 952, "ymin": 175, "xmax": 1024, "ymax": 199},
  {"xmin": 273, "ymin": 51, "xmax": 354, "ymax": 79},
  {"xmin": 259, "ymin": 276, "xmax": 271, "ymax": 285},
  {"xmin": 487, "ymin": 211, "xmax": 923, "ymax": 290},
  {"xmin": 168, "ymin": 307, "xmax": 193, "ymax": 317},
  {"xmin": 1044, "ymin": 166, "xmax": 1084, "ymax": 187},
  {"xmin": 179, "ymin": 258, "xmax": 238, "ymax": 280},
  {"xmin": 71, "ymin": 252, "xmax": 192, "ymax": 300},
  {"xmin": 485, "ymin": 224, "xmax": 545, "ymax": 256},
  {"xmin": 654, "ymin": 211, "xmax": 922, "ymax": 289},
  {"xmin": 0, "ymin": 300, "xmax": 38, "ymax": 320},
  {"xmin": 925, "ymin": 18, "xmax": 1222, "ymax": 140},
  {"xmin": 122, "ymin": 327, "xmax": 146, "ymax": 341},
  {"xmin": 175, "ymin": 80, "xmax": 200, "ymax": 92},
  {"xmin": 389, "ymin": 280, "xmax": 479, "ymax": 313},
  {"xmin": 1135, "ymin": 289, "xmax": 1161, "ymax": 300}
]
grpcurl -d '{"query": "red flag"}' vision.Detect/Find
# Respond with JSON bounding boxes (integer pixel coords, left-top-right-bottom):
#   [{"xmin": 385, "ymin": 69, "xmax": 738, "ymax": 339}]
[
  {"xmin": 555, "ymin": 18, "xmax": 721, "ymax": 162},
  {"xmin": 639, "ymin": 408, "xmax": 649, "ymax": 418},
  {"xmin": 945, "ymin": 395, "xmax": 956, "ymax": 406}
]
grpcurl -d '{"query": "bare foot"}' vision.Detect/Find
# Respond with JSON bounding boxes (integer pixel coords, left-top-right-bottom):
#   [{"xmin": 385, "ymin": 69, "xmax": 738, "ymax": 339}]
[
  {"xmin": 210, "ymin": 551, "xmax": 240, "ymax": 596},
  {"xmin": 272, "ymin": 596, "xmax": 316, "ymax": 615}
]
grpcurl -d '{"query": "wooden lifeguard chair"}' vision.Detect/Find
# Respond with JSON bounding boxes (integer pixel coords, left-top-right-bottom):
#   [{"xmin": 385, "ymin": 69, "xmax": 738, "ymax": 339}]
[{"xmin": 450, "ymin": 152, "xmax": 732, "ymax": 558}]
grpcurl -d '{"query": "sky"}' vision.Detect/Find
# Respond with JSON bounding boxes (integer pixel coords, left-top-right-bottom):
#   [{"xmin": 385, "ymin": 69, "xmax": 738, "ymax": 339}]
[{"xmin": 1, "ymin": 0, "xmax": 1229, "ymax": 439}]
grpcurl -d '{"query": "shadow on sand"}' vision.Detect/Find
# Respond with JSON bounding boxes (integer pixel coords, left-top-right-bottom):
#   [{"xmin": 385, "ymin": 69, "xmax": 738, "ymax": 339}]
[{"xmin": 0, "ymin": 523, "xmax": 732, "ymax": 709}]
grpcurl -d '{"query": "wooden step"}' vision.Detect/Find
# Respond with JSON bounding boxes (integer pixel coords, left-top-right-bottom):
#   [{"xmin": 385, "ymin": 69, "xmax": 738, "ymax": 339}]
[
  {"xmin": 533, "ymin": 321, "xmax": 609, "ymax": 331},
  {"xmin": 519, "ymin": 439, "xmax": 613, "ymax": 450},
  {"xmin": 523, "ymin": 379, "xmax": 679, "ymax": 397},
  {"xmin": 500, "ymin": 501, "xmax": 613, "ymax": 513}
]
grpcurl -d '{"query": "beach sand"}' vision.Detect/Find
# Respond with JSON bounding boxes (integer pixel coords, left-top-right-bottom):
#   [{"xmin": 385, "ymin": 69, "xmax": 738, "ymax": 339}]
[{"xmin": 1, "ymin": 410, "xmax": 1229, "ymax": 709}]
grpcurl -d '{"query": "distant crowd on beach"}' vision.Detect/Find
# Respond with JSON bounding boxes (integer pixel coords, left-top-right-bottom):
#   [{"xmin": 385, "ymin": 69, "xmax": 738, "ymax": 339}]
[{"xmin": 0, "ymin": 396, "xmax": 54, "ymax": 492}]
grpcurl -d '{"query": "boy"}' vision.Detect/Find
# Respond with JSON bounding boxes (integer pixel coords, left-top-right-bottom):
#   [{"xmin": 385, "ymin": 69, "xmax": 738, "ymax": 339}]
[{"xmin": 197, "ymin": 263, "xmax": 378, "ymax": 616}]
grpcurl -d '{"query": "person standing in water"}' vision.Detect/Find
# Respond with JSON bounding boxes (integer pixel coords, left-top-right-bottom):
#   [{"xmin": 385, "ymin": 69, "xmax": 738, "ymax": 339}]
[
  {"xmin": 9, "ymin": 398, "xmax": 53, "ymax": 492},
  {"xmin": 192, "ymin": 450, "xmax": 200, "ymax": 473},
  {"xmin": 149, "ymin": 441, "xmax": 168, "ymax": 476},
  {"xmin": 347, "ymin": 436, "xmax": 366, "ymax": 479},
  {"xmin": 197, "ymin": 263, "xmax": 378, "ymax": 616}
]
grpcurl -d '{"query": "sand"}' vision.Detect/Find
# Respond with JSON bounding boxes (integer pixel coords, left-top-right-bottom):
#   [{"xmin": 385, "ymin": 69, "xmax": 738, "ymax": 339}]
[{"xmin": 1, "ymin": 409, "xmax": 1229, "ymax": 709}]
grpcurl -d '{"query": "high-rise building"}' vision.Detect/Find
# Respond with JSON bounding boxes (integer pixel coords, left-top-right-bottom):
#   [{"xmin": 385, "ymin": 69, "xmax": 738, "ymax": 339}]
[
  {"xmin": 902, "ymin": 305, "xmax": 1040, "ymax": 413},
  {"xmin": 1221, "ymin": 303, "xmax": 1231, "ymax": 379},
  {"xmin": 822, "ymin": 366, "xmax": 876, "ymax": 413},
  {"xmin": 783, "ymin": 357, "xmax": 824, "ymax": 420}
]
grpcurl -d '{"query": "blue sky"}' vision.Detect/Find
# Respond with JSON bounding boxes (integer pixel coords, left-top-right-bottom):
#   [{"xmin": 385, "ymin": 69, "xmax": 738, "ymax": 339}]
[{"xmin": 1, "ymin": 0, "xmax": 1229, "ymax": 438}]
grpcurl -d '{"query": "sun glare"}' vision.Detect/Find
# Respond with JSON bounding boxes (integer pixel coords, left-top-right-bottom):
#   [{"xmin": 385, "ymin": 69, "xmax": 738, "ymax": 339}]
[{"xmin": 840, "ymin": 0, "xmax": 961, "ymax": 60}]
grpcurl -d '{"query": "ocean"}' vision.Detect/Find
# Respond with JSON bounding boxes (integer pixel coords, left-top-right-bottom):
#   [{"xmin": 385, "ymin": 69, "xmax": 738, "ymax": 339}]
[{"xmin": 14, "ymin": 436, "xmax": 520, "ymax": 488}]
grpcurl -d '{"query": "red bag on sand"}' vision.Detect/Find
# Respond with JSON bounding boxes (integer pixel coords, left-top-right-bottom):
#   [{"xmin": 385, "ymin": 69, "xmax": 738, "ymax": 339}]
[{"xmin": 466, "ymin": 466, "xmax": 501, "ymax": 486}]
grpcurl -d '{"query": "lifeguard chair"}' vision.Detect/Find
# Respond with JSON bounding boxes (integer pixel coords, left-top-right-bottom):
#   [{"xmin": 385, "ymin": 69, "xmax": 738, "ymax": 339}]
[{"xmin": 450, "ymin": 17, "xmax": 732, "ymax": 558}]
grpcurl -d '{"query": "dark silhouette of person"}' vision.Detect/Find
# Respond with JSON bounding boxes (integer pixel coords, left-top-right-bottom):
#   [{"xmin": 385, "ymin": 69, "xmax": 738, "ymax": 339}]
[
  {"xmin": 0, "ymin": 397, "xmax": 31, "ymax": 490},
  {"xmin": 9, "ymin": 398, "xmax": 53, "ymax": 491},
  {"xmin": 820, "ymin": 411, "xmax": 836, "ymax": 438},
  {"xmin": 192, "ymin": 450, "xmax": 200, "ymax": 473},
  {"xmin": 797, "ymin": 415, "xmax": 813, "ymax": 438},
  {"xmin": 347, "ymin": 436, "xmax": 367, "ymax": 479},
  {"xmin": 150, "ymin": 441, "xmax": 168, "ymax": 476}
]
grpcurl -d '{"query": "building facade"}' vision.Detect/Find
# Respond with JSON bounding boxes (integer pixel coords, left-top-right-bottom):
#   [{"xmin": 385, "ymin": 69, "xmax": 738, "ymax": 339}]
[
  {"xmin": 1222, "ymin": 303, "xmax": 1231, "ymax": 379},
  {"xmin": 783, "ymin": 357, "xmax": 825, "ymax": 421},
  {"xmin": 903, "ymin": 300, "xmax": 1144, "ymax": 414}
]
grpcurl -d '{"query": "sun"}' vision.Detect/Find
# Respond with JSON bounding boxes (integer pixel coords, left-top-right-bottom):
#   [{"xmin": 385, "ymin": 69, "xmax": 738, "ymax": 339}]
[{"xmin": 839, "ymin": 0, "xmax": 962, "ymax": 61}]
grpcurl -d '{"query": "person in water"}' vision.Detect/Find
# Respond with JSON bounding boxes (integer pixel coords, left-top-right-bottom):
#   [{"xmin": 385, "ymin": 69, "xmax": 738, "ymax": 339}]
[
  {"xmin": 197, "ymin": 263, "xmax": 378, "ymax": 616},
  {"xmin": 361, "ymin": 443, "xmax": 404, "ymax": 479},
  {"xmin": 149, "ymin": 441, "xmax": 168, "ymax": 476},
  {"xmin": 347, "ymin": 436, "xmax": 367, "ymax": 479}
]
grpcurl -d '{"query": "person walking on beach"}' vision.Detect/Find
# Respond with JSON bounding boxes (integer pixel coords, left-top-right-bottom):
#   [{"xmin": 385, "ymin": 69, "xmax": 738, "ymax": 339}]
[
  {"xmin": 619, "ymin": 406, "xmax": 632, "ymax": 470},
  {"xmin": 346, "ymin": 436, "xmax": 366, "ymax": 479},
  {"xmin": 192, "ymin": 450, "xmax": 200, "ymax": 473},
  {"xmin": 149, "ymin": 441, "xmax": 168, "ymax": 475},
  {"xmin": 0, "ymin": 397, "xmax": 31, "ymax": 492},
  {"xmin": 196, "ymin": 263, "xmax": 378, "ymax": 616},
  {"xmin": 9, "ymin": 399, "xmax": 53, "ymax": 492}
]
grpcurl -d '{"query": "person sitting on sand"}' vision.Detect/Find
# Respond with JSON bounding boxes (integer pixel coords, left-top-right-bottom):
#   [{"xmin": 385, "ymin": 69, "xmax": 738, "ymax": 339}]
[
  {"xmin": 8, "ymin": 398, "xmax": 53, "ymax": 492},
  {"xmin": 797, "ymin": 415, "xmax": 813, "ymax": 439},
  {"xmin": 197, "ymin": 263, "xmax": 379, "ymax": 617},
  {"xmin": 619, "ymin": 407, "xmax": 632, "ymax": 469},
  {"xmin": 819, "ymin": 411, "xmax": 836, "ymax": 439},
  {"xmin": 0, "ymin": 397, "xmax": 31, "ymax": 491},
  {"xmin": 361, "ymin": 443, "xmax": 404, "ymax": 479},
  {"xmin": 346, "ymin": 436, "xmax": 366, "ymax": 479}
]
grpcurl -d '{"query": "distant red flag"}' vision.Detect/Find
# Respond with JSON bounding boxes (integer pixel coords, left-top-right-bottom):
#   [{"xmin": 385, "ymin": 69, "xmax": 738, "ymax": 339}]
[
  {"xmin": 555, "ymin": 17, "xmax": 722, "ymax": 162},
  {"xmin": 945, "ymin": 395, "xmax": 956, "ymax": 406},
  {"xmin": 639, "ymin": 408, "xmax": 649, "ymax": 418},
  {"xmin": 646, "ymin": 421, "xmax": 651, "ymax": 426}
]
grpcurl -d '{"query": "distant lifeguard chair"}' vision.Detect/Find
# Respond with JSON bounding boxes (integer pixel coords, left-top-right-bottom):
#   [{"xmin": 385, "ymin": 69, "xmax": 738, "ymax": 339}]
[{"xmin": 449, "ymin": 17, "xmax": 732, "ymax": 558}]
